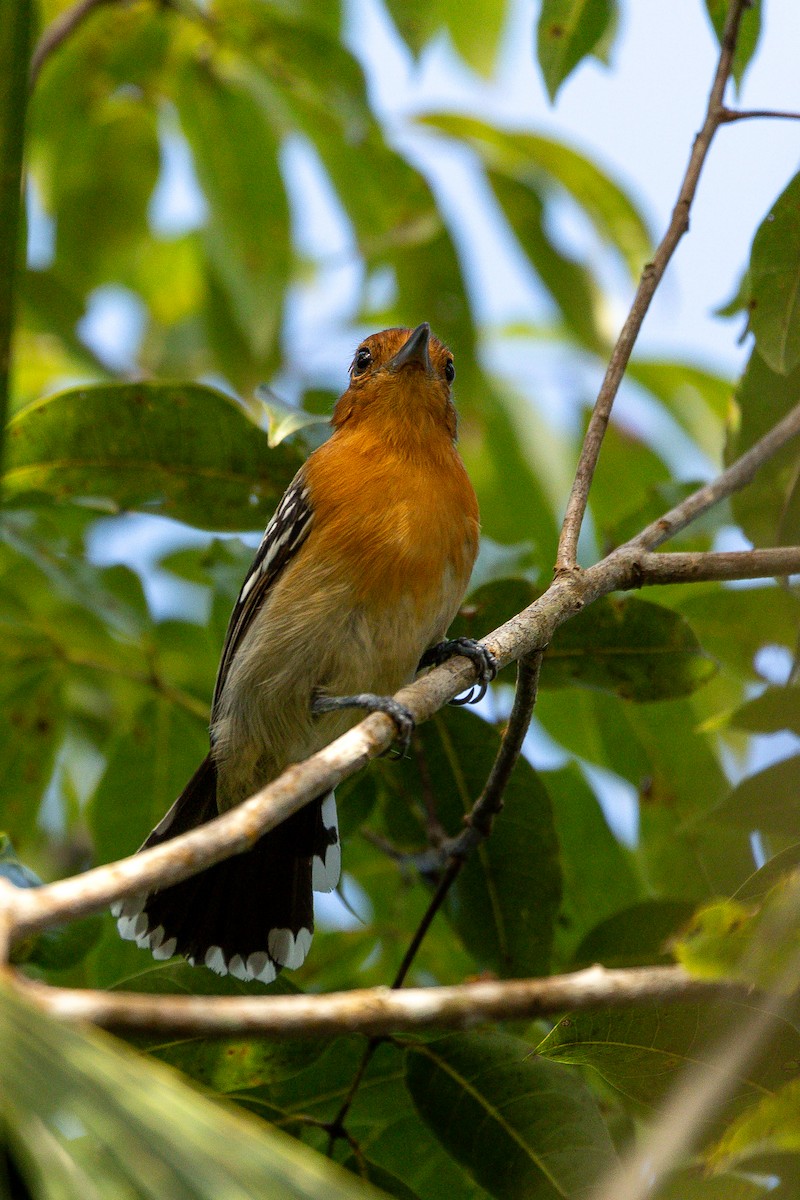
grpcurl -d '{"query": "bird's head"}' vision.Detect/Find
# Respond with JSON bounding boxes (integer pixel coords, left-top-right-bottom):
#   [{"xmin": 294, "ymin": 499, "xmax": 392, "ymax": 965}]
[{"xmin": 332, "ymin": 323, "xmax": 458, "ymax": 443}]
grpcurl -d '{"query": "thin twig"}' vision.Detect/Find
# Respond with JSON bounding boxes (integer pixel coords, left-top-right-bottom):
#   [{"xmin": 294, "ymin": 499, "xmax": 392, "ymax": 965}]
[
  {"xmin": 327, "ymin": 650, "xmax": 547, "ymax": 1146},
  {"xmin": 555, "ymin": 0, "xmax": 752, "ymax": 571},
  {"xmin": 11, "ymin": 965, "xmax": 760, "ymax": 1037},
  {"xmin": 720, "ymin": 106, "xmax": 800, "ymax": 123},
  {"xmin": 625, "ymin": 401, "xmax": 800, "ymax": 553},
  {"xmin": 29, "ymin": 0, "xmax": 116, "ymax": 89}
]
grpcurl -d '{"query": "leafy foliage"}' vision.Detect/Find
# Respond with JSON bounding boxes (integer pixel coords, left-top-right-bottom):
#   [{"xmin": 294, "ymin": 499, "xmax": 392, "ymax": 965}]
[{"xmin": 0, "ymin": 1, "xmax": 799, "ymax": 1198}]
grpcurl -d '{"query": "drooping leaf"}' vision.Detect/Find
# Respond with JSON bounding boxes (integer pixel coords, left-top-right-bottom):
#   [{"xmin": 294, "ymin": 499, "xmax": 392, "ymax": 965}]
[
  {"xmin": 543, "ymin": 764, "xmax": 643, "ymax": 964},
  {"xmin": 543, "ymin": 595, "xmax": 716, "ymax": 701},
  {"xmin": 627, "ymin": 358, "xmax": 731, "ymax": 463},
  {"xmin": 174, "ymin": 58, "xmax": 290, "ymax": 369},
  {"xmin": 419, "ymin": 114, "xmax": 651, "ymax": 278},
  {"xmin": 536, "ymin": 0, "xmax": 617, "ymax": 101},
  {"xmin": 726, "ymin": 349, "xmax": 800, "ymax": 548},
  {"xmin": 704, "ymin": 0, "xmax": 763, "ymax": 89},
  {"xmin": 384, "ymin": 0, "xmax": 507, "ymax": 76},
  {"xmin": 0, "ymin": 982, "xmax": 385, "ymax": 1200},
  {"xmin": 748, "ymin": 171, "xmax": 800, "ymax": 375},
  {"xmin": 88, "ymin": 698, "xmax": 209, "ymax": 865},
  {"xmin": 4, "ymin": 382, "xmax": 302, "ymax": 530},
  {"xmin": 406, "ymin": 1031, "xmax": 618, "ymax": 1200},
  {"xmin": 487, "ymin": 171, "xmax": 605, "ymax": 350}
]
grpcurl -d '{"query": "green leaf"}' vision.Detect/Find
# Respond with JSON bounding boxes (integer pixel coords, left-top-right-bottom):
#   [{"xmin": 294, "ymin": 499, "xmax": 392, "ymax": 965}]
[
  {"xmin": 174, "ymin": 59, "xmax": 290, "ymax": 367},
  {"xmin": 537, "ymin": 998, "xmax": 800, "ymax": 1111},
  {"xmin": 4, "ymin": 382, "xmax": 302, "ymax": 530},
  {"xmin": 655, "ymin": 1169, "xmax": 768, "ymax": 1200},
  {"xmin": 706, "ymin": 756, "xmax": 800, "ymax": 836},
  {"xmin": 384, "ymin": 0, "xmax": 506, "ymax": 76},
  {"xmin": 406, "ymin": 1031, "xmax": 618, "ymax": 1200},
  {"xmin": 487, "ymin": 171, "xmax": 605, "ymax": 350},
  {"xmin": 235, "ymin": 1037, "xmax": 489, "ymax": 1200},
  {"xmin": 89, "ymin": 699, "xmax": 208, "ymax": 864},
  {"xmin": 673, "ymin": 874, "xmax": 800, "ymax": 993},
  {"xmin": 0, "ymin": 982, "xmax": 385, "ymax": 1199},
  {"xmin": 730, "ymin": 687, "xmax": 800, "ymax": 736},
  {"xmin": 726, "ymin": 349, "xmax": 800, "ymax": 548},
  {"xmin": 749, "ymin": 171, "xmax": 800, "ymax": 375},
  {"xmin": 544, "ymin": 764, "xmax": 643, "ymax": 964},
  {"xmin": 735, "ymin": 844, "xmax": 800, "ymax": 902},
  {"xmin": 255, "ymin": 385, "xmax": 331, "ymax": 448},
  {"xmin": 419, "ymin": 114, "xmax": 650, "ymax": 278},
  {"xmin": 705, "ymin": 0, "xmax": 763, "ymax": 89},
  {"xmin": 627, "ymin": 358, "xmax": 731, "ymax": 463},
  {"xmin": 572, "ymin": 899, "xmax": 696, "ymax": 969},
  {"xmin": 543, "ymin": 595, "xmax": 716, "ymax": 701},
  {"xmin": 536, "ymin": 0, "xmax": 617, "ymax": 102},
  {"xmin": 707, "ymin": 1077, "xmax": 800, "ymax": 1173},
  {"xmin": 380, "ymin": 708, "xmax": 562, "ymax": 979}
]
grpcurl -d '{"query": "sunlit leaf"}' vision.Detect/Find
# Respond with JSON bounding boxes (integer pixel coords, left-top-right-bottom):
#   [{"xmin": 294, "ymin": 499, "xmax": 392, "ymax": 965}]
[
  {"xmin": 536, "ymin": 0, "xmax": 617, "ymax": 101},
  {"xmin": 749, "ymin": 171, "xmax": 800, "ymax": 375},
  {"xmin": 707, "ymin": 1077, "xmax": 800, "ymax": 1173},
  {"xmin": 705, "ymin": 0, "xmax": 763, "ymax": 89},
  {"xmin": 419, "ymin": 114, "xmax": 651, "ymax": 277},
  {"xmin": 0, "ymin": 983, "xmax": 385, "ymax": 1199},
  {"xmin": 4, "ymin": 382, "xmax": 302, "ymax": 530}
]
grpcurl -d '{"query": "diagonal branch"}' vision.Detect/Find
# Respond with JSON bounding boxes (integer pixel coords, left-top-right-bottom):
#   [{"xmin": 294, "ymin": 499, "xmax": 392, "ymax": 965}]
[
  {"xmin": 555, "ymin": 0, "xmax": 753, "ymax": 571},
  {"xmin": 29, "ymin": 0, "xmax": 116, "ymax": 89}
]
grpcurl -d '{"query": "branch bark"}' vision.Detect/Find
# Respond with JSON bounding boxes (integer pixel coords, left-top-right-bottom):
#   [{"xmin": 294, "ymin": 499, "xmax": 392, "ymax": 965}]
[
  {"xmin": 555, "ymin": 0, "xmax": 752, "ymax": 571},
  {"xmin": 11, "ymin": 965, "xmax": 759, "ymax": 1038}
]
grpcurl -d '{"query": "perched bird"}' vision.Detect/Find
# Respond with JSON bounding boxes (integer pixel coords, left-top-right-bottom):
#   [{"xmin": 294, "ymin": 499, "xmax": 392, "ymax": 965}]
[{"xmin": 114, "ymin": 323, "xmax": 495, "ymax": 982}]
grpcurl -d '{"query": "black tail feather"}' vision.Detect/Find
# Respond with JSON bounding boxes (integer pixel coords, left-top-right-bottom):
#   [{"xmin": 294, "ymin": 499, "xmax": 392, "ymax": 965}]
[{"xmin": 113, "ymin": 754, "xmax": 340, "ymax": 982}]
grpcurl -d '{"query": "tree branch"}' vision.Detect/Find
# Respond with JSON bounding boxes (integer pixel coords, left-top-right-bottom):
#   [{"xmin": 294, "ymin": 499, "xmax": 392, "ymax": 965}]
[
  {"xmin": 555, "ymin": 0, "xmax": 752, "ymax": 571},
  {"xmin": 29, "ymin": 0, "xmax": 116, "ymax": 89},
  {"xmin": 720, "ymin": 106, "xmax": 800, "ymax": 123},
  {"xmin": 10, "ymin": 965, "xmax": 760, "ymax": 1038},
  {"xmin": 631, "ymin": 546, "xmax": 800, "ymax": 586}
]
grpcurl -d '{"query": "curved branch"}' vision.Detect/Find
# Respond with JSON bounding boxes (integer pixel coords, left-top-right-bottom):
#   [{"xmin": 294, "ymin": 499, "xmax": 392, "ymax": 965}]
[
  {"xmin": 555, "ymin": 0, "xmax": 753, "ymax": 571},
  {"xmin": 11, "ymin": 965, "xmax": 759, "ymax": 1038}
]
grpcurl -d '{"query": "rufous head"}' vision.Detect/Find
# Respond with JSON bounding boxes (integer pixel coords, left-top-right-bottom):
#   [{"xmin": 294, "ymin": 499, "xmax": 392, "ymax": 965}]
[{"xmin": 332, "ymin": 324, "xmax": 458, "ymax": 442}]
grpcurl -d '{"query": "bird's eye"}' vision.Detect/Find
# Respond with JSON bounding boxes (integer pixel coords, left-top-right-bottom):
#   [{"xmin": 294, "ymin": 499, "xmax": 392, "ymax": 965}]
[
  {"xmin": 353, "ymin": 347, "xmax": 372, "ymax": 375},
  {"xmin": 444, "ymin": 359, "xmax": 455, "ymax": 383}
]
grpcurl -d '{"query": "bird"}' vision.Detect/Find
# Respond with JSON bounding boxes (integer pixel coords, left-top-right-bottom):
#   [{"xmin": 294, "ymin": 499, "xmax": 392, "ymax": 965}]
[{"xmin": 113, "ymin": 323, "xmax": 496, "ymax": 983}]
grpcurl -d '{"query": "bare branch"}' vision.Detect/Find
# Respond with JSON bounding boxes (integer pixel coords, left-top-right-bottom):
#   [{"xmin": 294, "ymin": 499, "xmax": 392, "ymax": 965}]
[
  {"xmin": 631, "ymin": 546, "xmax": 800, "ymax": 586},
  {"xmin": 12, "ymin": 965, "xmax": 759, "ymax": 1038},
  {"xmin": 720, "ymin": 106, "xmax": 800, "ymax": 123},
  {"xmin": 29, "ymin": 0, "xmax": 116, "ymax": 89},
  {"xmin": 556, "ymin": 0, "xmax": 753, "ymax": 571}
]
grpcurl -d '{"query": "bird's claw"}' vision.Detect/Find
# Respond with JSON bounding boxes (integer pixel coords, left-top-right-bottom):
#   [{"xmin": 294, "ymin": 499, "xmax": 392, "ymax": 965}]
[{"xmin": 420, "ymin": 637, "xmax": 497, "ymax": 706}]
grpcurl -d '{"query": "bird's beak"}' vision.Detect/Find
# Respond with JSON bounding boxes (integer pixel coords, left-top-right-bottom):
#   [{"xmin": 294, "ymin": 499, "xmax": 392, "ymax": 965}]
[{"xmin": 386, "ymin": 323, "xmax": 432, "ymax": 375}]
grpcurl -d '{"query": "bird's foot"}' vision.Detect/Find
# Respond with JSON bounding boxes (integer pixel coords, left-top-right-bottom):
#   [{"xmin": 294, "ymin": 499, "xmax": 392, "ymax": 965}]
[
  {"xmin": 418, "ymin": 637, "xmax": 498, "ymax": 706},
  {"xmin": 311, "ymin": 691, "xmax": 415, "ymax": 758}
]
